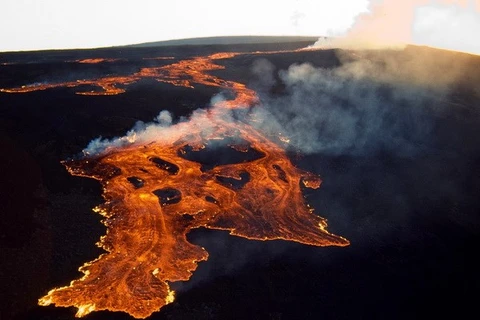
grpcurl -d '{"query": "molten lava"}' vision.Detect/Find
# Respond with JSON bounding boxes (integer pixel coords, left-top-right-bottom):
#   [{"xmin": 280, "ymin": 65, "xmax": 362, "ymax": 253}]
[
  {"xmin": 75, "ymin": 58, "xmax": 121, "ymax": 64},
  {"xmin": 2, "ymin": 48, "xmax": 349, "ymax": 318},
  {"xmin": 0, "ymin": 52, "xmax": 257, "ymax": 102}
]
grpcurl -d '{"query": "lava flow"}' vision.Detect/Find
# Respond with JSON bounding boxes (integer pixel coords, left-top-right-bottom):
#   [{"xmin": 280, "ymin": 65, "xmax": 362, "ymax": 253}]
[
  {"xmin": 0, "ymin": 52, "xmax": 257, "ymax": 102},
  {"xmin": 75, "ymin": 58, "xmax": 121, "ymax": 64},
  {"xmin": 6, "ymin": 49, "xmax": 350, "ymax": 318}
]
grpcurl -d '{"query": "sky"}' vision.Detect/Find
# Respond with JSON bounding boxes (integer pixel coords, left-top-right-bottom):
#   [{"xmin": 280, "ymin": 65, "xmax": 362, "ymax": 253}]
[
  {"xmin": 0, "ymin": 0, "xmax": 479, "ymax": 53},
  {"xmin": 0, "ymin": 0, "xmax": 368, "ymax": 52}
]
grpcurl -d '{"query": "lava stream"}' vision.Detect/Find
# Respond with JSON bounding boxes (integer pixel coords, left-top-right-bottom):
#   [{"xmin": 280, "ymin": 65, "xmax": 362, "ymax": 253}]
[{"xmin": 3, "ymin": 47, "xmax": 351, "ymax": 318}]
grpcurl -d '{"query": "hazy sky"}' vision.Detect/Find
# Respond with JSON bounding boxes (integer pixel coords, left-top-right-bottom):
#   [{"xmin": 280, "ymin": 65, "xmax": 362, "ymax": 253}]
[
  {"xmin": 1, "ymin": 0, "xmax": 479, "ymax": 53},
  {"xmin": 0, "ymin": 0, "xmax": 369, "ymax": 52}
]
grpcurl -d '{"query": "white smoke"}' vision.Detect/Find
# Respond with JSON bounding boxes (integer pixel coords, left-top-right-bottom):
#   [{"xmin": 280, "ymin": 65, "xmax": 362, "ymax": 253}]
[
  {"xmin": 82, "ymin": 106, "xmax": 240, "ymax": 157},
  {"xmin": 83, "ymin": 109, "xmax": 180, "ymax": 156},
  {"xmin": 155, "ymin": 110, "xmax": 173, "ymax": 126},
  {"xmin": 83, "ymin": 43, "xmax": 477, "ymax": 159},
  {"xmin": 311, "ymin": 0, "xmax": 480, "ymax": 54},
  {"xmin": 249, "ymin": 46, "xmax": 478, "ymax": 157}
]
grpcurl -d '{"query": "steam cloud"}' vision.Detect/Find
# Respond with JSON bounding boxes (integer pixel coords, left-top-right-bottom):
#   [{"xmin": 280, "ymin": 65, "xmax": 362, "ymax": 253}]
[
  {"xmin": 83, "ymin": 102, "xmax": 241, "ymax": 156},
  {"xmin": 313, "ymin": 0, "xmax": 480, "ymax": 54},
  {"xmin": 241, "ymin": 47, "xmax": 480, "ymax": 263},
  {"xmin": 249, "ymin": 48, "xmax": 476, "ymax": 157}
]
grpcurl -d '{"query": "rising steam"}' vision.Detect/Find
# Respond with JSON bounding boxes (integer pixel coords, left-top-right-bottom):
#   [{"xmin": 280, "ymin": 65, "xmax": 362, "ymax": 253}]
[
  {"xmin": 85, "ymin": 43, "xmax": 478, "ymax": 161},
  {"xmin": 84, "ymin": 102, "xmax": 239, "ymax": 156},
  {"xmin": 312, "ymin": 0, "xmax": 480, "ymax": 55},
  {"xmin": 250, "ymin": 46, "xmax": 479, "ymax": 157}
]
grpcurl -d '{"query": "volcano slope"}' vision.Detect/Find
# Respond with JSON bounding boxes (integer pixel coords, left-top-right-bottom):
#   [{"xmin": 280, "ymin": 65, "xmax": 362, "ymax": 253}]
[{"xmin": 0, "ymin": 39, "xmax": 479, "ymax": 319}]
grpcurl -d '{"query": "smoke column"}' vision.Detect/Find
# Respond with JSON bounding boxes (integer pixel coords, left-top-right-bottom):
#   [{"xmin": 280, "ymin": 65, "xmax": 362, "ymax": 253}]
[{"xmin": 313, "ymin": 0, "xmax": 480, "ymax": 55}]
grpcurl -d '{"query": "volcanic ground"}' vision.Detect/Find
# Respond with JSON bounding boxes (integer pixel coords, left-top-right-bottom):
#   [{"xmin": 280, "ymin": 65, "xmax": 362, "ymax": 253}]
[{"xmin": 1, "ymin": 37, "xmax": 479, "ymax": 319}]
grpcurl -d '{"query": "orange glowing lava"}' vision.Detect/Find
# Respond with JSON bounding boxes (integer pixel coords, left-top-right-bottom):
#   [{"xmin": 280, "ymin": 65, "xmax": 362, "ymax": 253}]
[
  {"xmin": 76, "ymin": 58, "xmax": 121, "ymax": 64},
  {"xmin": 40, "ymin": 109, "xmax": 348, "ymax": 318},
  {"xmin": 5, "ymin": 48, "xmax": 349, "ymax": 318},
  {"xmin": 0, "ymin": 52, "xmax": 258, "ymax": 102},
  {"xmin": 0, "ymin": 49, "xmax": 304, "ymax": 100}
]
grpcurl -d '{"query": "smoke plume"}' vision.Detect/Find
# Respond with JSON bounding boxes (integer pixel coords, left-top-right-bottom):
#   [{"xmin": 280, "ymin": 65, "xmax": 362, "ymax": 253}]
[
  {"xmin": 244, "ymin": 44, "xmax": 480, "ymax": 248},
  {"xmin": 83, "ymin": 98, "xmax": 242, "ymax": 156},
  {"xmin": 249, "ymin": 47, "xmax": 477, "ymax": 157},
  {"xmin": 313, "ymin": 0, "xmax": 480, "ymax": 54}
]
